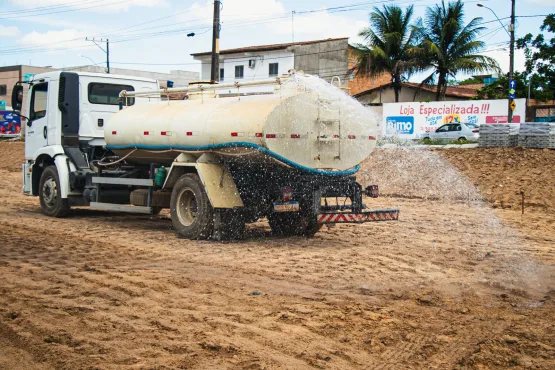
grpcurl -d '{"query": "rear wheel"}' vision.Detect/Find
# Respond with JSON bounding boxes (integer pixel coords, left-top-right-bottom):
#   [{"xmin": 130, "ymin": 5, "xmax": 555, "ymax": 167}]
[
  {"xmin": 269, "ymin": 212, "xmax": 322, "ymax": 237},
  {"xmin": 170, "ymin": 174, "xmax": 214, "ymax": 239},
  {"xmin": 39, "ymin": 165, "xmax": 70, "ymax": 218}
]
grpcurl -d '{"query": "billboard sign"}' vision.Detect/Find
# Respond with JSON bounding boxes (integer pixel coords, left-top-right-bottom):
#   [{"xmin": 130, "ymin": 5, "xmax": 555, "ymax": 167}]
[
  {"xmin": 0, "ymin": 110, "xmax": 21, "ymax": 137},
  {"xmin": 383, "ymin": 99, "xmax": 526, "ymax": 139}
]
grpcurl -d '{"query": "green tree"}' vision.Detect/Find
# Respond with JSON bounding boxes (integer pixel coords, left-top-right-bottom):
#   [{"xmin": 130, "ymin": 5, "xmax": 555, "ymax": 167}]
[
  {"xmin": 472, "ymin": 72, "xmax": 528, "ymax": 100},
  {"xmin": 350, "ymin": 4, "xmax": 421, "ymax": 102},
  {"xmin": 517, "ymin": 14, "xmax": 555, "ymax": 102},
  {"xmin": 416, "ymin": 0, "xmax": 499, "ymax": 101},
  {"xmin": 457, "ymin": 77, "xmax": 483, "ymax": 86}
]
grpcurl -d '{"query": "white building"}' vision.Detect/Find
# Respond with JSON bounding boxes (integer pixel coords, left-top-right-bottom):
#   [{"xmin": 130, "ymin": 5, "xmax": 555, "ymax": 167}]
[{"xmin": 191, "ymin": 38, "xmax": 350, "ymax": 95}]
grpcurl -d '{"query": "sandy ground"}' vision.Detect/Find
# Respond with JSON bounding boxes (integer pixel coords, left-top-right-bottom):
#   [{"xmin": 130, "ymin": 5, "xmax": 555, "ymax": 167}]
[{"xmin": 0, "ymin": 142, "xmax": 553, "ymax": 369}]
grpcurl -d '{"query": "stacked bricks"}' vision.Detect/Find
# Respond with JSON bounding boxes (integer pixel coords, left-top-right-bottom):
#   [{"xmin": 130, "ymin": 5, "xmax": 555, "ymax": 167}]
[
  {"xmin": 479, "ymin": 124, "xmax": 520, "ymax": 148},
  {"xmin": 518, "ymin": 123, "xmax": 555, "ymax": 149}
]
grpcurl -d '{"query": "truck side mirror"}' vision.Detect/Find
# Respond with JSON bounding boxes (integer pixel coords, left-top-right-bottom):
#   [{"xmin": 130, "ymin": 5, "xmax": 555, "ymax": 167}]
[{"xmin": 11, "ymin": 84, "xmax": 23, "ymax": 112}]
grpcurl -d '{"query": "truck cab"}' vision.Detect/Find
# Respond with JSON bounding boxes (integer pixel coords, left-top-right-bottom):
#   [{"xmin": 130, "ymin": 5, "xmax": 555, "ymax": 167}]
[{"xmin": 12, "ymin": 71, "xmax": 159, "ymax": 202}]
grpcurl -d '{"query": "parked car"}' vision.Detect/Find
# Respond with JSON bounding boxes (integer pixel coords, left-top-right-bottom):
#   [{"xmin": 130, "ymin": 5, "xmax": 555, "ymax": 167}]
[{"xmin": 422, "ymin": 122, "xmax": 479, "ymax": 143}]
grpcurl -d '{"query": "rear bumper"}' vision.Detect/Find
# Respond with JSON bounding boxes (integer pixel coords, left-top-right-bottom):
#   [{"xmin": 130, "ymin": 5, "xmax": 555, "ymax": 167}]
[{"xmin": 317, "ymin": 209, "xmax": 399, "ymax": 224}]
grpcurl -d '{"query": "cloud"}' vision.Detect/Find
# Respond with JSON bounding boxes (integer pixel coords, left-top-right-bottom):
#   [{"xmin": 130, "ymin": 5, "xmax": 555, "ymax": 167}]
[
  {"xmin": 8, "ymin": 0, "xmax": 166, "ymax": 13},
  {"xmin": 482, "ymin": 48, "xmax": 526, "ymax": 75},
  {"xmin": 178, "ymin": 0, "xmax": 366, "ymax": 48},
  {"xmin": 18, "ymin": 28, "xmax": 90, "ymax": 53},
  {"xmin": 0, "ymin": 24, "xmax": 20, "ymax": 37},
  {"xmin": 526, "ymin": 0, "xmax": 555, "ymax": 6}
]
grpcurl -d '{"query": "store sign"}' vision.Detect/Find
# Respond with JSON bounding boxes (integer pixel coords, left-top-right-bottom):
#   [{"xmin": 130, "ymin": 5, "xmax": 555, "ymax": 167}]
[
  {"xmin": 383, "ymin": 99, "xmax": 526, "ymax": 138},
  {"xmin": 0, "ymin": 110, "xmax": 21, "ymax": 137}
]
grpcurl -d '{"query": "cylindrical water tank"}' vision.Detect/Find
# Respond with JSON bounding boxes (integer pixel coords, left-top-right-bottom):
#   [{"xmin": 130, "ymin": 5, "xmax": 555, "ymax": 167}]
[{"xmin": 105, "ymin": 90, "xmax": 378, "ymax": 172}]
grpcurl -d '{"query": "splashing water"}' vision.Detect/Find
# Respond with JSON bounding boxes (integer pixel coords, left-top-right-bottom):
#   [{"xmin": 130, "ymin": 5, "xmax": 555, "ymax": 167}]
[{"xmin": 358, "ymin": 142, "xmax": 546, "ymax": 295}]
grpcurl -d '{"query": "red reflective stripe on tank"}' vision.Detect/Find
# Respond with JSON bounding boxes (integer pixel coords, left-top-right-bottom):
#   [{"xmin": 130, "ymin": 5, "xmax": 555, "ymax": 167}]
[
  {"xmin": 143, "ymin": 131, "xmax": 150, "ymax": 135},
  {"xmin": 111, "ymin": 131, "xmax": 117, "ymax": 135},
  {"xmin": 231, "ymin": 132, "xmax": 245, "ymax": 137},
  {"xmin": 186, "ymin": 132, "xmax": 193, "ymax": 136},
  {"xmin": 291, "ymin": 134, "xmax": 301, "ymax": 139},
  {"xmin": 255, "ymin": 132, "xmax": 263, "ymax": 137},
  {"xmin": 347, "ymin": 135, "xmax": 356, "ymax": 139},
  {"xmin": 161, "ymin": 131, "xmax": 172, "ymax": 136},
  {"xmin": 369, "ymin": 136, "xmax": 376, "ymax": 140},
  {"xmin": 266, "ymin": 134, "xmax": 276, "ymax": 138},
  {"xmin": 333, "ymin": 134, "xmax": 340, "ymax": 139}
]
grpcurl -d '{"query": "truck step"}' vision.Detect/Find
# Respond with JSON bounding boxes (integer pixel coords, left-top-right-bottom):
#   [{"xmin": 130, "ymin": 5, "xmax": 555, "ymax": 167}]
[
  {"xmin": 90, "ymin": 202, "xmax": 154, "ymax": 214},
  {"xmin": 92, "ymin": 177, "xmax": 154, "ymax": 186}
]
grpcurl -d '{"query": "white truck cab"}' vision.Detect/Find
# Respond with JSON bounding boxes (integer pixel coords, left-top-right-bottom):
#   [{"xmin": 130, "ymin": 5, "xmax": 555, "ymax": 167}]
[{"xmin": 12, "ymin": 71, "xmax": 159, "ymax": 201}]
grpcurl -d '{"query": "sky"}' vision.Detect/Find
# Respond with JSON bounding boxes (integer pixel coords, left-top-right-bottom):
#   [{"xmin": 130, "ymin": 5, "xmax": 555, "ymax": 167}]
[{"xmin": 0, "ymin": 0, "xmax": 554, "ymax": 83}]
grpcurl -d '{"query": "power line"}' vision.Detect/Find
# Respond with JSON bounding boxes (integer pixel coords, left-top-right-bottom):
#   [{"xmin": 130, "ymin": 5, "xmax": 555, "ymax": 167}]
[{"xmin": 0, "ymin": 0, "xmax": 134, "ymax": 20}]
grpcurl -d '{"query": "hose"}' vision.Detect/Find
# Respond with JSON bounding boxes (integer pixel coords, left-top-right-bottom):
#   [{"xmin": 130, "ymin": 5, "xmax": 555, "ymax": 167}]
[
  {"xmin": 96, "ymin": 149, "xmax": 137, "ymax": 166},
  {"xmin": 106, "ymin": 142, "xmax": 360, "ymax": 176}
]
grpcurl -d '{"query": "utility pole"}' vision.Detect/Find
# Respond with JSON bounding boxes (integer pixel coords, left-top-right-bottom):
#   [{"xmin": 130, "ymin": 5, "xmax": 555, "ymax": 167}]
[
  {"xmin": 292, "ymin": 11, "xmax": 295, "ymax": 43},
  {"xmin": 508, "ymin": 0, "xmax": 515, "ymax": 123},
  {"xmin": 85, "ymin": 37, "xmax": 110, "ymax": 73},
  {"xmin": 210, "ymin": 0, "xmax": 221, "ymax": 83},
  {"xmin": 106, "ymin": 39, "xmax": 110, "ymax": 74}
]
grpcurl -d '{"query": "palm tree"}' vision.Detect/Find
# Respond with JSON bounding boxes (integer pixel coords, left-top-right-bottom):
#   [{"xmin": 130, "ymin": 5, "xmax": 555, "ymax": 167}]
[
  {"xmin": 418, "ymin": 0, "xmax": 500, "ymax": 101},
  {"xmin": 351, "ymin": 4, "xmax": 421, "ymax": 102}
]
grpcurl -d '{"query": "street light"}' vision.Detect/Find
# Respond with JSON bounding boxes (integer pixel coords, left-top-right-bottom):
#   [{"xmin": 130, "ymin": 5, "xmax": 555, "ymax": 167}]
[
  {"xmin": 477, "ymin": 2, "xmax": 516, "ymax": 123},
  {"xmin": 78, "ymin": 54, "xmax": 103, "ymax": 73},
  {"xmin": 477, "ymin": 3, "xmax": 510, "ymax": 36}
]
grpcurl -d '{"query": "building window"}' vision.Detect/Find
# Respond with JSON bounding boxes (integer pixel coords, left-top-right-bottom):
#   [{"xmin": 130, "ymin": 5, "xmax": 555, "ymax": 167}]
[
  {"xmin": 30, "ymin": 83, "xmax": 48, "ymax": 121},
  {"xmin": 0, "ymin": 85, "xmax": 6, "ymax": 96},
  {"xmin": 219, "ymin": 68, "xmax": 224, "ymax": 82},
  {"xmin": 235, "ymin": 65, "xmax": 244, "ymax": 79},
  {"xmin": 269, "ymin": 63, "xmax": 279, "ymax": 77},
  {"xmin": 88, "ymin": 83, "xmax": 135, "ymax": 105}
]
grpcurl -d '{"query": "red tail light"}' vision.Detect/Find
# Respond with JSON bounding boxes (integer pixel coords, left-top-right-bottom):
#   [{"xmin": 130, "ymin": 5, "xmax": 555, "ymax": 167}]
[
  {"xmin": 365, "ymin": 185, "xmax": 379, "ymax": 198},
  {"xmin": 472, "ymin": 129, "xmax": 479, "ymax": 133},
  {"xmin": 282, "ymin": 186, "xmax": 293, "ymax": 202}
]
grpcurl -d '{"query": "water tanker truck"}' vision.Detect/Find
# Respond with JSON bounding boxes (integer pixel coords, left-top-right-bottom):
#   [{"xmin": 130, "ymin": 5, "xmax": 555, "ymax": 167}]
[{"xmin": 12, "ymin": 71, "xmax": 398, "ymax": 239}]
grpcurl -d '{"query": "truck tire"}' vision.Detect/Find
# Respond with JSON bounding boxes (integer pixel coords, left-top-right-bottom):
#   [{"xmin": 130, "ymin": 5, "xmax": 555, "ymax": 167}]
[
  {"xmin": 170, "ymin": 174, "xmax": 214, "ymax": 239},
  {"xmin": 39, "ymin": 165, "xmax": 70, "ymax": 218},
  {"xmin": 269, "ymin": 212, "xmax": 322, "ymax": 237}
]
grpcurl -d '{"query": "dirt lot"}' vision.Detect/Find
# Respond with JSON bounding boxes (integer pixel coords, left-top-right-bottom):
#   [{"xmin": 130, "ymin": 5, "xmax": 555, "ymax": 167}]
[{"xmin": 0, "ymin": 142, "xmax": 553, "ymax": 369}]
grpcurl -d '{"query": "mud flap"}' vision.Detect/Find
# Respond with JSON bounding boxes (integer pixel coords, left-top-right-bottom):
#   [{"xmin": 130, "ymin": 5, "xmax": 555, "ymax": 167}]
[
  {"xmin": 54, "ymin": 155, "xmax": 77, "ymax": 199},
  {"xmin": 163, "ymin": 161, "xmax": 243, "ymax": 209}
]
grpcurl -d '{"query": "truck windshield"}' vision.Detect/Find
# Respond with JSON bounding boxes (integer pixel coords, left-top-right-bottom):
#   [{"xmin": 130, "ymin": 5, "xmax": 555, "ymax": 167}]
[{"xmin": 88, "ymin": 83, "xmax": 135, "ymax": 105}]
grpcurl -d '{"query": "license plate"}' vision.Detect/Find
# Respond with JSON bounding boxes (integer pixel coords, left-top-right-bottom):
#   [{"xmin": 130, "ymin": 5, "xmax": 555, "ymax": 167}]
[{"xmin": 273, "ymin": 201, "xmax": 300, "ymax": 213}]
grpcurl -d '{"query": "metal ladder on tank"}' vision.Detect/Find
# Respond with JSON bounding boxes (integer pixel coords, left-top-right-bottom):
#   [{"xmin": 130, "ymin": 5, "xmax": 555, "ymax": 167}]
[{"xmin": 316, "ymin": 96, "xmax": 342, "ymax": 160}]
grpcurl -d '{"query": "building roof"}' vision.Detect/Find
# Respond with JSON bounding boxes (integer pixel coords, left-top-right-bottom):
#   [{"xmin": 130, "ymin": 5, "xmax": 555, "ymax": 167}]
[
  {"xmin": 191, "ymin": 37, "xmax": 349, "ymax": 57},
  {"xmin": 353, "ymin": 81, "xmax": 480, "ymax": 99}
]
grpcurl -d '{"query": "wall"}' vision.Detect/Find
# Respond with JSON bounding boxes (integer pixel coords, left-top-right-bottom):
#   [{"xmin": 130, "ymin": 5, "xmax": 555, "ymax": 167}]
[
  {"xmin": 293, "ymin": 39, "xmax": 349, "ymax": 88},
  {"xmin": 62, "ymin": 65, "xmax": 199, "ymax": 87},
  {"xmin": 356, "ymin": 85, "xmax": 463, "ymax": 105},
  {"xmin": 0, "ymin": 66, "xmax": 57, "ymax": 117}
]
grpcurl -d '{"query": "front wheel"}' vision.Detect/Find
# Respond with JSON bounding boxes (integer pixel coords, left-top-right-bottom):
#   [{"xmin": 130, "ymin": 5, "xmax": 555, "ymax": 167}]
[
  {"xmin": 39, "ymin": 165, "xmax": 70, "ymax": 217},
  {"xmin": 170, "ymin": 174, "xmax": 214, "ymax": 239}
]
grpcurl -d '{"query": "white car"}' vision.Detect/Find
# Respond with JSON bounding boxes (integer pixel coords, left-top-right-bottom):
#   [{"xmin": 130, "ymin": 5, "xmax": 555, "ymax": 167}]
[{"xmin": 422, "ymin": 122, "xmax": 479, "ymax": 143}]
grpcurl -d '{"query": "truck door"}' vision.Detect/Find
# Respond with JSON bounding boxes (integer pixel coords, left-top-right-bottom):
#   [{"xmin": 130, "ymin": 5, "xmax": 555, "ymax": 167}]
[{"xmin": 24, "ymin": 81, "xmax": 50, "ymax": 160}]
